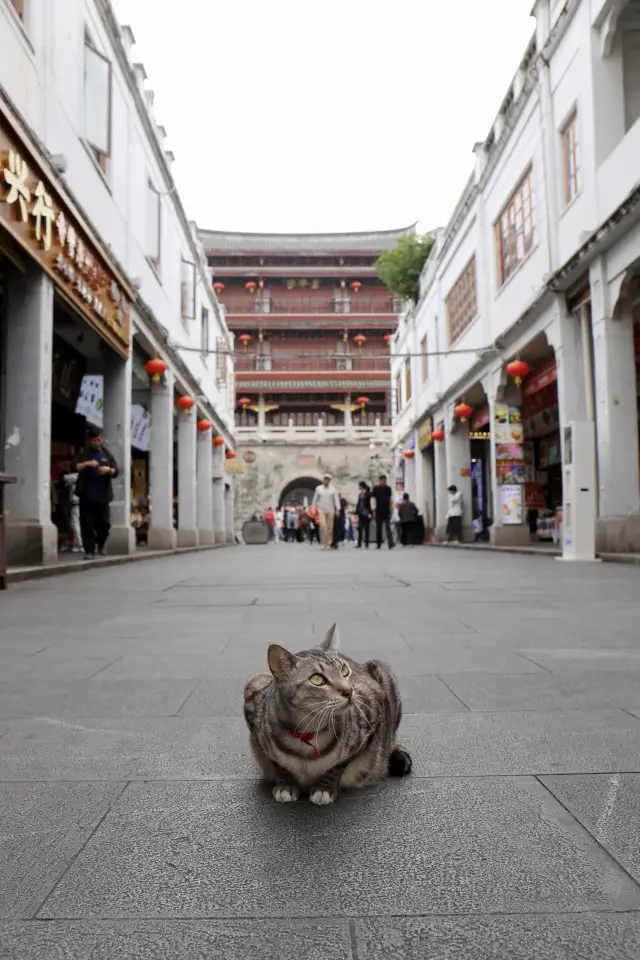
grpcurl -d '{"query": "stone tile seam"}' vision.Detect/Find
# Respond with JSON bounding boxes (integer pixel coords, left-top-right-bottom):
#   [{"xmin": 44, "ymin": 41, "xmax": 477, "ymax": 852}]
[
  {"xmin": 429, "ymin": 677, "xmax": 472, "ymax": 712},
  {"xmin": 83, "ymin": 657, "xmax": 125, "ymax": 681},
  {"xmin": 534, "ymin": 775, "xmax": 640, "ymax": 894},
  {"xmin": 26, "ymin": 908, "xmax": 640, "ymax": 922},
  {"xmin": 514, "ymin": 651, "xmax": 553, "ymax": 673},
  {"xmin": 173, "ymin": 680, "xmax": 204, "ymax": 716},
  {"xmin": 348, "ymin": 918, "xmax": 359, "ymax": 960},
  {"xmin": 620, "ymin": 708, "xmax": 640, "ymax": 725},
  {"xmin": 31, "ymin": 781, "xmax": 131, "ymax": 921}
]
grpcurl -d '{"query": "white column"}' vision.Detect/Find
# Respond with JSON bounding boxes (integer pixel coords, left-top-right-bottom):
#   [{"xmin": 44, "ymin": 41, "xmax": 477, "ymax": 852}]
[
  {"xmin": 212, "ymin": 444, "xmax": 226, "ymax": 544},
  {"xmin": 102, "ymin": 350, "xmax": 134, "ymax": 554},
  {"xmin": 196, "ymin": 425, "xmax": 214, "ymax": 545},
  {"xmin": 444, "ymin": 413, "xmax": 473, "ymax": 541},
  {"xmin": 344, "ymin": 394, "xmax": 352, "ymax": 429},
  {"xmin": 148, "ymin": 369, "xmax": 176, "ymax": 550},
  {"xmin": 257, "ymin": 394, "xmax": 266, "ymax": 430},
  {"xmin": 224, "ymin": 479, "xmax": 235, "ymax": 543},
  {"xmin": 4, "ymin": 267, "xmax": 57, "ymax": 566},
  {"xmin": 433, "ymin": 430, "xmax": 448, "ymax": 542},
  {"xmin": 421, "ymin": 447, "xmax": 436, "ymax": 538},
  {"xmin": 177, "ymin": 404, "xmax": 198, "ymax": 547}
]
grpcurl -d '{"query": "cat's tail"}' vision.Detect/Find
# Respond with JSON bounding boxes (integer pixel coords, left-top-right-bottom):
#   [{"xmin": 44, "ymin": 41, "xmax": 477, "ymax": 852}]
[{"xmin": 388, "ymin": 746, "xmax": 412, "ymax": 777}]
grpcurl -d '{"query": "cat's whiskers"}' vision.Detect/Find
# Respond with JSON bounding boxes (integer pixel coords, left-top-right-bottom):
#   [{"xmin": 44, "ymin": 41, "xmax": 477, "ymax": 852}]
[{"xmin": 353, "ymin": 697, "xmax": 380, "ymax": 742}]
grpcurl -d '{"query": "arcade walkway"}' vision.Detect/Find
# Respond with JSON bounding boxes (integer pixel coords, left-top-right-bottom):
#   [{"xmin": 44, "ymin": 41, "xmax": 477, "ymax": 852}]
[{"xmin": 1, "ymin": 545, "xmax": 640, "ymax": 957}]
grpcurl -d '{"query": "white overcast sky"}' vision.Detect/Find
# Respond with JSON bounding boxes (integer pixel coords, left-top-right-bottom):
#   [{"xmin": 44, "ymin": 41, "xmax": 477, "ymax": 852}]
[{"xmin": 112, "ymin": 0, "xmax": 535, "ymax": 235}]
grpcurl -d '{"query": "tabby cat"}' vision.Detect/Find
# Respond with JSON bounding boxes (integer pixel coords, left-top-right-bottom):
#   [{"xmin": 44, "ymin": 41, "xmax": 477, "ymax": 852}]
[{"xmin": 243, "ymin": 623, "xmax": 412, "ymax": 805}]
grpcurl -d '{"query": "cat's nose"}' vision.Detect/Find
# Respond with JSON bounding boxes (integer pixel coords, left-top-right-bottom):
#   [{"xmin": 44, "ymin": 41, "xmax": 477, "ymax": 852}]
[{"xmin": 342, "ymin": 688, "xmax": 353, "ymax": 699}]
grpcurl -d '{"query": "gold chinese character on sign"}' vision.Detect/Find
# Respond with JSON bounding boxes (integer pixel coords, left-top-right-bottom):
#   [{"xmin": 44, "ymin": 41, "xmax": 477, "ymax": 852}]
[
  {"xmin": 56, "ymin": 211, "xmax": 67, "ymax": 246},
  {"xmin": 76, "ymin": 239, "xmax": 85, "ymax": 270},
  {"xmin": 31, "ymin": 181, "xmax": 56, "ymax": 251},
  {"xmin": 286, "ymin": 279, "xmax": 296, "ymax": 290},
  {"xmin": 311, "ymin": 279, "xmax": 320, "ymax": 290},
  {"xmin": 4, "ymin": 150, "xmax": 31, "ymax": 222},
  {"xmin": 66, "ymin": 225, "xmax": 77, "ymax": 259},
  {"xmin": 298, "ymin": 278, "xmax": 308, "ymax": 288}
]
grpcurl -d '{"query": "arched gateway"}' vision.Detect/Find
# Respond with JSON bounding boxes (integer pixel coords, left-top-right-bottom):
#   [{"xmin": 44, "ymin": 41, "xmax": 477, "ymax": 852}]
[{"xmin": 279, "ymin": 476, "xmax": 321, "ymax": 509}]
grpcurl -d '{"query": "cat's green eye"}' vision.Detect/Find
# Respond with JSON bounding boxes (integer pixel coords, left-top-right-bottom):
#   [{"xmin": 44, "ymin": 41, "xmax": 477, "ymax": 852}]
[
  {"xmin": 340, "ymin": 663, "xmax": 350, "ymax": 677},
  {"xmin": 309, "ymin": 673, "xmax": 327, "ymax": 686}
]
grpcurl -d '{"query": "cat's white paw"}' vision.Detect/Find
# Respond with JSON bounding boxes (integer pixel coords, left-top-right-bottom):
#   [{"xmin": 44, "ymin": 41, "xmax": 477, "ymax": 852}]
[
  {"xmin": 309, "ymin": 789, "xmax": 335, "ymax": 806},
  {"xmin": 273, "ymin": 784, "xmax": 300, "ymax": 803}
]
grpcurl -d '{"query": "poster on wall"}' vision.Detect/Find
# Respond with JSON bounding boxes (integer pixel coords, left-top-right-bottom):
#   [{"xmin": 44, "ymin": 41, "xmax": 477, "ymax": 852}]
[
  {"xmin": 131, "ymin": 405, "xmax": 151, "ymax": 452},
  {"xmin": 75, "ymin": 375, "xmax": 104, "ymax": 426},
  {"xmin": 501, "ymin": 485, "xmax": 523, "ymax": 524},
  {"xmin": 494, "ymin": 402, "xmax": 524, "ymax": 483}
]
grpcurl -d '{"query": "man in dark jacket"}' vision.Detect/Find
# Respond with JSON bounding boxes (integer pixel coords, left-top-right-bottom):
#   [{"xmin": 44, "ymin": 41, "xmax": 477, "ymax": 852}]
[
  {"xmin": 372, "ymin": 474, "xmax": 394, "ymax": 549},
  {"xmin": 73, "ymin": 426, "xmax": 119, "ymax": 559},
  {"xmin": 355, "ymin": 481, "xmax": 372, "ymax": 549},
  {"xmin": 398, "ymin": 492, "xmax": 419, "ymax": 546}
]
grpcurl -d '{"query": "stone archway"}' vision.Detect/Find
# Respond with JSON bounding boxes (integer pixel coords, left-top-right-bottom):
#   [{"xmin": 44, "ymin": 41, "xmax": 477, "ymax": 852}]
[{"xmin": 278, "ymin": 476, "xmax": 321, "ymax": 509}]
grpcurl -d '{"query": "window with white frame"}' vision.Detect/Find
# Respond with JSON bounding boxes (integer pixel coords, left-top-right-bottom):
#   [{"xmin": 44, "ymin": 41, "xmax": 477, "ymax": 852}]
[
  {"xmin": 200, "ymin": 306, "xmax": 210, "ymax": 360},
  {"xmin": 420, "ymin": 335, "xmax": 428, "ymax": 382},
  {"xmin": 181, "ymin": 258, "xmax": 196, "ymax": 321},
  {"xmin": 146, "ymin": 178, "xmax": 161, "ymax": 268},
  {"xmin": 446, "ymin": 256, "xmax": 478, "ymax": 344},
  {"xmin": 84, "ymin": 32, "xmax": 112, "ymax": 173},
  {"xmin": 495, "ymin": 169, "xmax": 534, "ymax": 286},
  {"xmin": 561, "ymin": 110, "xmax": 580, "ymax": 206}
]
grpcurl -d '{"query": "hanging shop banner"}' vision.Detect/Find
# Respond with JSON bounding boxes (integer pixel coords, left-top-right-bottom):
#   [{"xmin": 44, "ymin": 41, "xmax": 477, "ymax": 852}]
[
  {"xmin": 225, "ymin": 459, "xmax": 246, "ymax": 475},
  {"xmin": 471, "ymin": 404, "xmax": 490, "ymax": 431},
  {"xmin": 523, "ymin": 358, "xmax": 557, "ymax": 397},
  {"xmin": 75, "ymin": 375, "xmax": 104, "ymax": 426},
  {"xmin": 417, "ymin": 417, "xmax": 433, "ymax": 450},
  {"xmin": 494, "ymin": 402, "xmax": 525, "ymax": 485},
  {"xmin": 131, "ymin": 404, "xmax": 151, "ymax": 452},
  {"xmin": 52, "ymin": 334, "xmax": 87, "ymax": 411},
  {"xmin": 0, "ymin": 101, "xmax": 133, "ymax": 357}
]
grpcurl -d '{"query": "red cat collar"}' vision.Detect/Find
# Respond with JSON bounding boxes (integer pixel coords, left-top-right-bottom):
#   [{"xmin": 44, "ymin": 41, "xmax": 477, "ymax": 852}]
[{"xmin": 283, "ymin": 726, "xmax": 321, "ymax": 759}]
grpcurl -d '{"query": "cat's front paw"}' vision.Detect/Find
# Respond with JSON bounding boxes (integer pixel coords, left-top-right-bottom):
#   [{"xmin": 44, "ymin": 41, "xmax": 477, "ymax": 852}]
[
  {"xmin": 309, "ymin": 788, "xmax": 336, "ymax": 806},
  {"xmin": 273, "ymin": 784, "xmax": 300, "ymax": 803}
]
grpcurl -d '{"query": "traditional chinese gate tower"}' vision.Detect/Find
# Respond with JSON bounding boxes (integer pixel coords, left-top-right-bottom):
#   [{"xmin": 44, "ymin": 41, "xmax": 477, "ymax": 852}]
[{"xmin": 199, "ymin": 227, "xmax": 414, "ymax": 519}]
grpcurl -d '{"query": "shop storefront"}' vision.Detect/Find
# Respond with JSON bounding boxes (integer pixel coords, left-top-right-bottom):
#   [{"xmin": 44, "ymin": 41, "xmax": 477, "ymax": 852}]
[
  {"xmin": 1, "ymin": 97, "xmax": 134, "ymax": 564},
  {"xmin": 469, "ymin": 405, "xmax": 491, "ymax": 524},
  {"xmin": 417, "ymin": 416, "xmax": 435, "ymax": 537},
  {"xmin": 522, "ymin": 358, "xmax": 563, "ymax": 542}
]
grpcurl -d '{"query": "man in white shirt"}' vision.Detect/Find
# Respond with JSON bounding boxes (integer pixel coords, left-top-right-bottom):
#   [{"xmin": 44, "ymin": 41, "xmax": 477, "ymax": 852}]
[
  {"xmin": 446, "ymin": 484, "xmax": 463, "ymax": 543},
  {"xmin": 312, "ymin": 474, "xmax": 341, "ymax": 550}
]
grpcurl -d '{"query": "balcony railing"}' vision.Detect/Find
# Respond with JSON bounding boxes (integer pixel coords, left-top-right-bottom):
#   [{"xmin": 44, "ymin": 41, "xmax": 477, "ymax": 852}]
[
  {"xmin": 222, "ymin": 296, "xmax": 406, "ymax": 315},
  {"xmin": 235, "ymin": 421, "xmax": 393, "ymax": 444},
  {"xmin": 235, "ymin": 354, "xmax": 391, "ymax": 373}
]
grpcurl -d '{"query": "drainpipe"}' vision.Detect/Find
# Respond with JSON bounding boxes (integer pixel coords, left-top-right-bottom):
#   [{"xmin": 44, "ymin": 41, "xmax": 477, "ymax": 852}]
[{"xmin": 579, "ymin": 302, "xmax": 596, "ymax": 422}]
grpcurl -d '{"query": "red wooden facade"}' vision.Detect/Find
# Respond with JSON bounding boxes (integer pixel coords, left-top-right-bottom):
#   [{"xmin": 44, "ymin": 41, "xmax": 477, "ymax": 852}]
[{"xmin": 201, "ymin": 228, "xmax": 413, "ymax": 426}]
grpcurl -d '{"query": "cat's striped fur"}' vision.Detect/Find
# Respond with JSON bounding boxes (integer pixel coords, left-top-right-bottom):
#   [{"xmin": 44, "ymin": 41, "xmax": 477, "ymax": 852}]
[{"xmin": 243, "ymin": 623, "xmax": 412, "ymax": 805}]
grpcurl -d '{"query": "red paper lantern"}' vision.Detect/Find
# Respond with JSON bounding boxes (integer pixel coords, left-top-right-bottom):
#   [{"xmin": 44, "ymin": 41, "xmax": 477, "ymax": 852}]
[
  {"xmin": 455, "ymin": 402, "xmax": 473, "ymax": 422},
  {"xmin": 432, "ymin": 429, "xmax": 445, "ymax": 442},
  {"xmin": 238, "ymin": 397, "xmax": 251, "ymax": 410},
  {"xmin": 177, "ymin": 395, "xmax": 195, "ymax": 412},
  {"xmin": 353, "ymin": 333, "xmax": 367, "ymax": 352},
  {"xmin": 245, "ymin": 281, "xmax": 257, "ymax": 293},
  {"xmin": 212, "ymin": 435, "xmax": 224, "ymax": 447},
  {"xmin": 350, "ymin": 281, "xmax": 362, "ymax": 293},
  {"xmin": 404, "ymin": 450, "xmax": 415, "ymax": 460},
  {"xmin": 197, "ymin": 419, "xmax": 212, "ymax": 433},
  {"xmin": 506, "ymin": 359, "xmax": 531, "ymax": 385},
  {"xmin": 383, "ymin": 333, "xmax": 392, "ymax": 349},
  {"xmin": 226, "ymin": 449, "xmax": 237, "ymax": 459},
  {"xmin": 144, "ymin": 358, "xmax": 167, "ymax": 383},
  {"xmin": 356, "ymin": 395, "xmax": 370, "ymax": 410},
  {"xmin": 213, "ymin": 281, "xmax": 225, "ymax": 295},
  {"xmin": 238, "ymin": 333, "xmax": 252, "ymax": 351}
]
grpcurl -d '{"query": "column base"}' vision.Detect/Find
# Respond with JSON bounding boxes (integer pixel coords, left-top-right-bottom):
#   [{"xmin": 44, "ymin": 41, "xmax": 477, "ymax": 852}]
[
  {"xmin": 197, "ymin": 529, "xmax": 214, "ymax": 546},
  {"xmin": 6, "ymin": 521, "xmax": 58, "ymax": 567},
  {"xmin": 148, "ymin": 526, "xmax": 177, "ymax": 551},
  {"xmin": 214, "ymin": 529, "xmax": 226, "ymax": 545},
  {"xmin": 107, "ymin": 524, "xmax": 136, "ymax": 556},
  {"xmin": 177, "ymin": 528, "xmax": 199, "ymax": 548},
  {"xmin": 490, "ymin": 523, "xmax": 530, "ymax": 547},
  {"xmin": 226, "ymin": 532, "xmax": 235, "ymax": 544},
  {"xmin": 596, "ymin": 515, "xmax": 640, "ymax": 553}
]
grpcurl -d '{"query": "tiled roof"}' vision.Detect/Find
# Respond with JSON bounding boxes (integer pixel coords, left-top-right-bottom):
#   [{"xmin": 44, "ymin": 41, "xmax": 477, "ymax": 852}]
[{"xmin": 198, "ymin": 225, "xmax": 416, "ymax": 254}]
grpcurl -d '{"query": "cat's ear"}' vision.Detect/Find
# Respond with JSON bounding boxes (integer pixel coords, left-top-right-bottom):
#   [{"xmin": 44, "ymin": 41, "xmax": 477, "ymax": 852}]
[
  {"xmin": 321, "ymin": 623, "xmax": 340, "ymax": 652},
  {"xmin": 267, "ymin": 644, "xmax": 298, "ymax": 680}
]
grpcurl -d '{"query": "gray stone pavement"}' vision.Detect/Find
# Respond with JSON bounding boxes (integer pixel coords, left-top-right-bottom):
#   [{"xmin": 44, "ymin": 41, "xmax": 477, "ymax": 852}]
[{"xmin": 2, "ymin": 546, "xmax": 640, "ymax": 958}]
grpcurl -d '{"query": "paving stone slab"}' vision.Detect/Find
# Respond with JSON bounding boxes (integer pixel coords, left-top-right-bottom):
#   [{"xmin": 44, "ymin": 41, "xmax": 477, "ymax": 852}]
[
  {"xmin": 0, "ymin": 920, "xmax": 353, "ymax": 959},
  {"xmin": 94, "ymin": 654, "xmax": 266, "ymax": 681},
  {"xmin": 442, "ymin": 671, "xmax": 640, "ymax": 712},
  {"xmin": 0, "ymin": 657, "xmax": 117, "ymax": 682},
  {"xmin": 541, "ymin": 773, "xmax": 640, "ymax": 883},
  {"xmin": 0, "ymin": 717, "xmax": 253, "ymax": 780},
  {"xmin": 0, "ymin": 680, "xmax": 197, "ymax": 719},
  {"xmin": 0, "ymin": 782, "xmax": 125, "ymax": 917},
  {"xmin": 40, "ymin": 778, "xmax": 640, "ymax": 919},
  {"xmin": 519, "ymin": 649, "xmax": 640, "ymax": 672},
  {"xmin": 355, "ymin": 913, "xmax": 640, "ymax": 959}
]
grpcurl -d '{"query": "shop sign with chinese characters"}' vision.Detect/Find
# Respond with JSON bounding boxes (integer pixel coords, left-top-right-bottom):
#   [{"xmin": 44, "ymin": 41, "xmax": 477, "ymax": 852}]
[{"xmin": 0, "ymin": 112, "xmax": 132, "ymax": 357}]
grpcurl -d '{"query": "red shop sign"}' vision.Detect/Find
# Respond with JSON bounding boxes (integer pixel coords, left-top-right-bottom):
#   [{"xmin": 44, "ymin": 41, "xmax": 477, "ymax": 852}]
[
  {"xmin": 471, "ymin": 404, "xmax": 490, "ymax": 430},
  {"xmin": 523, "ymin": 358, "xmax": 557, "ymax": 397}
]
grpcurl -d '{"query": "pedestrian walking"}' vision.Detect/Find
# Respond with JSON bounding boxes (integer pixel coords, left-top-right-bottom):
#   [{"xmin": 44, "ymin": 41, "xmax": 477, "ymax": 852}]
[
  {"xmin": 263, "ymin": 506, "xmax": 276, "ymax": 542},
  {"xmin": 331, "ymin": 496, "xmax": 347, "ymax": 549},
  {"xmin": 73, "ymin": 426, "xmax": 119, "ymax": 559},
  {"xmin": 355, "ymin": 480, "xmax": 372, "ymax": 549},
  {"xmin": 285, "ymin": 508, "xmax": 297, "ymax": 543},
  {"xmin": 398, "ymin": 492, "xmax": 419, "ymax": 546},
  {"xmin": 446, "ymin": 484, "xmax": 463, "ymax": 543},
  {"xmin": 372, "ymin": 474, "xmax": 394, "ymax": 549},
  {"xmin": 312, "ymin": 474, "xmax": 340, "ymax": 550}
]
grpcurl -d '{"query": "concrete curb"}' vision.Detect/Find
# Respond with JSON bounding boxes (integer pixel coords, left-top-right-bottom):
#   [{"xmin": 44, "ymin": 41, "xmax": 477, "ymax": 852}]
[
  {"xmin": 426, "ymin": 542, "xmax": 640, "ymax": 566},
  {"xmin": 6, "ymin": 542, "xmax": 236, "ymax": 585}
]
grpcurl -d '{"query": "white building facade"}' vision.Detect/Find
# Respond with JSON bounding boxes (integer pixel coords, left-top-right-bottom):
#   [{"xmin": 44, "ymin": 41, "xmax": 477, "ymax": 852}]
[
  {"xmin": 0, "ymin": 0, "xmax": 236, "ymax": 566},
  {"xmin": 392, "ymin": 0, "xmax": 640, "ymax": 553}
]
